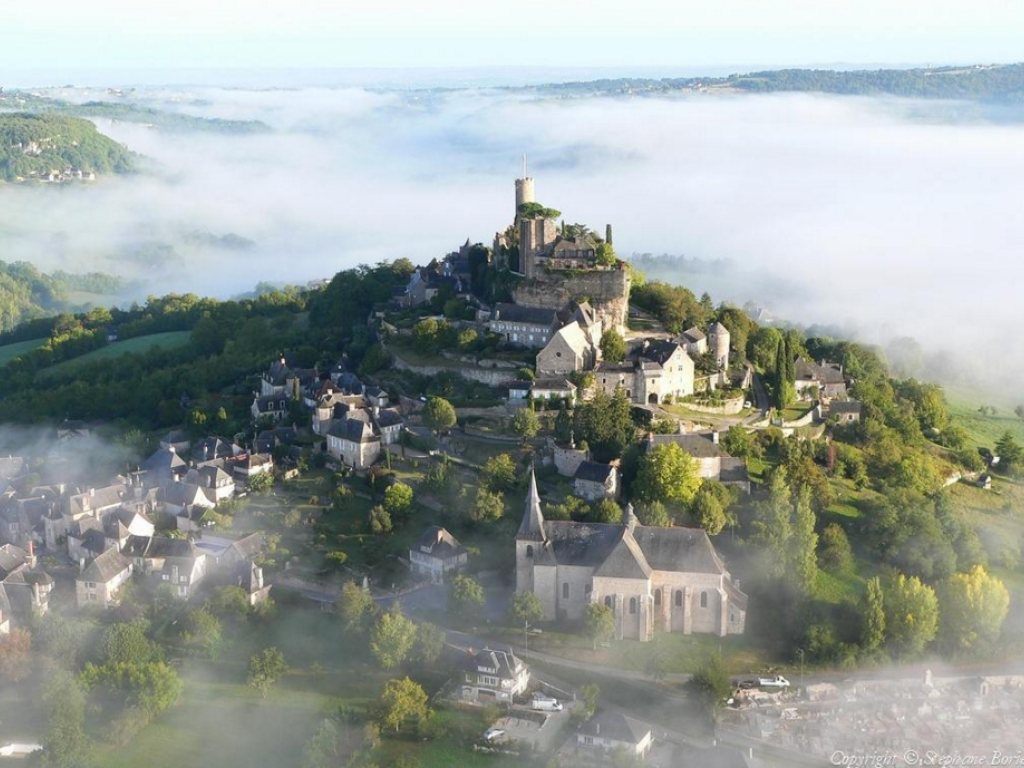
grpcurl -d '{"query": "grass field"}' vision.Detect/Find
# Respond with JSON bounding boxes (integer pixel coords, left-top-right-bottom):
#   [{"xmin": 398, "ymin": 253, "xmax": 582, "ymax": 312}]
[
  {"xmin": 0, "ymin": 336, "xmax": 46, "ymax": 366},
  {"xmin": 948, "ymin": 389, "xmax": 1024, "ymax": 451},
  {"xmin": 38, "ymin": 331, "xmax": 192, "ymax": 379}
]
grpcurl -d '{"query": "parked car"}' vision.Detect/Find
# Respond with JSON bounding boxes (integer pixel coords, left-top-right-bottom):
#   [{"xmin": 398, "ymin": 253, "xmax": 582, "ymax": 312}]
[
  {"xmin": 483, "ymin": 727, "xmax": 506, "ymax": 742},
  {"xmin": 531, "ymin": 694, "xmax": 563, "ymax": 712},
  {"xmin": 758, "ymin": 675, "xmax": 791, "ymax": 688}
]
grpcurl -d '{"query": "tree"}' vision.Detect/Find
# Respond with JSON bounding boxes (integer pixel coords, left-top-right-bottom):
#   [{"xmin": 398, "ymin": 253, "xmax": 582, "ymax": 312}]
[
  {"xmin": 205, "ymin": 585, "xmax": 252, "ymax": 621},
  {"xmin": 0, "ymin": 628, "xmax": 32, "ymax": 681},
  {"xmin": 447, "ymin": 574, "xmax": 485, "ymax": 620},
  {"xmin": 248, "ymin": 471, "xmax": 274, "ymax": 494},
  {"xmin": 512, "ymin": 407, "xmax": 540, "ymax": 440},
  {"xmin": 554, "ymin": 402, "xmax": 573, "ymax": 444},
  {"xmin": 509, "ymin": 591, "xmax": 544, "ymax": 629},
  {"xmin": 818, "ymin": 523, "xmax": 853, "ymax": 573},
  {"xmin": 369, "ymin": 505, "xmax": 393, "ymax": 535},
  {"xmin": 635, "ymin": 500, "xmax": 671, "ymax": 527},
  {"xmin": 370, "ymin": 607, "xmax": 418, "ymax": 670},
  {"xmin": 583, "ymin": 603, "xmax": 615, "ymax": 650},
  {"xmin": 790, "ymin": 487, "xmax": 819, "ymax": 594},
  {"xmin": 686, "ymin": 655, "xmax": 732, "ymax": 721},
  {"xmin": 414, "ymin": 623, "xmax": 446, "ymax": 666},
  {"xmin": 600, "ymin": 328, "xmax": 627, "ymax": 362},
  {"xmin": 379, "ymin": 677, "xmax": 430, "ymax": 732},
  {"xmin": 882, "ymin": 573, "xmax": 939, "ymax": 658},
  {"xmin": 41, "ymin": 670, "xmax": 89, "ymax": 768},
  {"xmin": 595, "ymin": 241, "xmax": 617, "ymax": 267},
  {"xmin": 995, "ymin": 431, "xmax": 1023, "ymax": 472},
  {"xmin": 337, "ymin": 582, "xmax": 376, "ymax": 635},
  {"xmin": 938, "ymin": 565, "xmax": 1009, "ymax": 654},
  {"xmin": 752, "ymin": 467, "xmax": 793, "ymax": 578},
  {"xmin": 633, "ymin": 443, "xmax": 700, "ymax": 507},
  {"xmin": 470, "ymin": 487, "xmax": 504, "ymax": 524},
  {"xmin": 248, "ymin": 647, "xmax": 288, "ymax": 698},
  {"xmin": 591, "ymin": 498, "xmax": 622, "ymax": 524},
  {"xmin": 422, "ymin": 396, "xmax": 456, "ymax": 435},
  {"xmin": 572, "ymin": 387, "xmax": 636, "ymax": 461},
  {"xmin": 721, "ymin": 426, "xmax": 760, "ymax": 460},
  {"xmin": 383, "ymin": 482, "xmax": 414, "ymax": 518},
  {"xmin": 579, "ymin": 684, "xmax": 600, "ymax": 720},
  {"xmin": 101, "ymin": 619, "xmax": 160, "ymax": 666},
  {"xmin": 182, "ymin": 608, "xmax": 223, "ymax": 659},
  {"xmin": 691, "ymin": 487, "xmax": 727, "ymax": 536},
  {"xmin": 861, "ymin": 577, "xmax": 886, "ymax": 653},
  {"xmin": 302, "ymin": 719, "xmax": 340, "ymax": 768},
  {"xmin": 481, "ymin": 454, "xmax": 517, "ymax": 491}
]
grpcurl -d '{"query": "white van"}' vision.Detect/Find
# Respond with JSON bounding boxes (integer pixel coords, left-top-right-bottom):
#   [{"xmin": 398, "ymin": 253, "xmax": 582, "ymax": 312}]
[{"xmin": 530, "ymin": 694, "xmax": 563, "ymax": 712}]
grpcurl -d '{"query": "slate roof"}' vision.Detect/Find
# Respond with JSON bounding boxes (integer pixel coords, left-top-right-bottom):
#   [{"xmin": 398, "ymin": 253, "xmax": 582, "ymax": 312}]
[
  {"xmin": 795, "ymin": 357, "xmax": 846, "ymax": 385},
  {"xmin": 492, "ymin": 303, "xmax": 558, "ymax": 327},
  {"xmin": 531, "ymin": 378, "xmax": 576, "ymax": 393},
  {"xmin": 0, "ymin": 457, "xmax": 25, "ymax": 480},
  {"xmin": 574, "ymin": 461, "xmax": 615, "ymax": 484},
  {"xmin": 376, "ymin": 408, "xmax": 404, "ymax": 428},
  {"xmin": 516, "ymin": 470, "xmax": 547, "ymax": 542},
  {"xmin": 719, "ymin": 458, "xmax": 750, "ymax": 485},
  {"xmin": 225, "ymin": 533, "xmax": 264, "ymax": 561},
  {"xmin": 578, "ymin": 710, "xmax": 652, "ymax": 745},
  {"xmin": 0, "ymin": 544, "xmax": 27, "ymax": 580},
  {"xmin": 638, "ymin": 339, "xmax": 687, "ymax": 366},
  {"xmin": 328, "ymin": 417, "xmax": 379, "ymax": 444},
  {"xmin": 79, "ymin": 548, "xmax": 131, "ymax": 583},
  {"xmin": 142, "ymin": 446, "xmax": 187, "ymax": 474},
  {"xmin": 593, "ymin": 530, "xmax": 652, "ymax": 580},
  {"xmin": 68, "ymin": 485, "xmax": 128, "ymax": 515},
  {"xmin": 122, "ymin": 535, "xmax": 198, "ymax": 560},
  {"xmin": 831, "ymin": 400, "xmax": 863, "ymax": 415},
  {"xmin": 191, "ymin": 437, "xmax": 239, "ymax": 462},
  {"xmin": 707, "ymin": 322, "xmax": 730, "ymax": 337},
  {"xmin": 647, "ymin": 433, "xmax": 728, "ymax": 459},
  {"xmin": 471, "ymin": 647, "xmax": 524, "ymax": 679},
  {"xmin": 681, "ymin": 327, "xmax": 706, "ymax": 344},
  {"xmin": 413, "ymin": 526, "xmax": 466, "ymax": 559}
]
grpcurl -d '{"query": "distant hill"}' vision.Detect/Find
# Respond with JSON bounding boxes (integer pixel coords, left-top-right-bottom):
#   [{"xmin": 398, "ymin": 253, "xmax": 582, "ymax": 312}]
[
  {"xmin": 0, "ymin": 112, "xmax": 134, "ymax": 182},
  {"xmin": 0, "ymin": 89, "xmax": 270, "ymax": 134},
  {"xmin": 526, "ymin": 63, "xmax": 1024, "ymax": 102},
  {"xmin": 0, "ymin": 260, "xmax": 126, "ymax": 333}
]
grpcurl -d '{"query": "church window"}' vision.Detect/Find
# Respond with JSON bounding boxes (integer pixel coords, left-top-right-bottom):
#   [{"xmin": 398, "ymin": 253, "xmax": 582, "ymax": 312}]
[
  {"xmin": 526, "ymin": 545, "xmax": 533, "ymax": 558},
  {"xmin": 674, "ymin": 590, "xmax": 682, "ymax": 607},
  {"xmin": 654, "ymin": 589, "xmax": 662, "ymax": 606},
  {"xmin": 604, "ymin": 595, "xmax": 614, "ymax": 612},
  {"xmin": 700, "ymin": 591, "xmax": 708, "ymax": 609},
  {"xmin": 562, "ymin": 583, "xmax": 570, "ymax": 599},
  {"xmin": 629, "ymin": 597, "xmax": 637, "ymax": 614}
]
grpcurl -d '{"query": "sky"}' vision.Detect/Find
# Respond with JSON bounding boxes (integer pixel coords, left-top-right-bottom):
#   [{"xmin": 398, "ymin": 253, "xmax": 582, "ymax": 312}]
[{"xmin": 1, "ymin": 0, "xmax": 1023, "ymax": 76}]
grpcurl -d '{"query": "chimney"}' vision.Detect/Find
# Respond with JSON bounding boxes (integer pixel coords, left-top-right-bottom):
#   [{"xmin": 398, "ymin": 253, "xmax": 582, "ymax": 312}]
[
  {"xmin": 710, "ymin": 430, "xmax": 720, "ymax": 445},
  {"xmin": 79, "ymin": 556, "xmax": 86, "ymax": 572},
  {"xmin": 27, "ymin": 540, "xmax": 35, "ymax": 567}
]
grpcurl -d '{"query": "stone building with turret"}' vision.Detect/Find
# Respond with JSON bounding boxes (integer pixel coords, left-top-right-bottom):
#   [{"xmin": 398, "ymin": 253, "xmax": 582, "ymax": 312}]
[
  {"xmin": 497, "ymin": 174, "xmax": 631, "ymax": 333},
  {"xmin": 514, "ymin": 469, "xmax": 746, "ymax": 641}
]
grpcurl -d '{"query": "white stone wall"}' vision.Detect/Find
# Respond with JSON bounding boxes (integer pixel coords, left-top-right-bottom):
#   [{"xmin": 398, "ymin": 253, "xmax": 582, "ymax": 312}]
[
  {"xmin": 553, "ymin": 565, "xmax": 595, "ymax": 620},
  {"xmin": 554, "ymin": 447, "xmax": 588, "ymax": 478}
]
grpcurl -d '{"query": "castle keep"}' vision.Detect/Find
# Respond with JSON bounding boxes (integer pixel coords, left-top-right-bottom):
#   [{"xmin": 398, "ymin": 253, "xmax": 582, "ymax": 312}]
[{"xmin": 498, "ymin": 174, "xmax": 631, "ymax": 332}]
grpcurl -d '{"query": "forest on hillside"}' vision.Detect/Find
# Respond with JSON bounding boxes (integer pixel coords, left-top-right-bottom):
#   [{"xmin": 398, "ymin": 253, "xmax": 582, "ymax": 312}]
[
  {"xmin": 0, "ymin": 261, "xmax": 125, "ymax": 333},
  {"xmin": 0, "ymin": 113, "xmax": 134, "ymax": 181}
]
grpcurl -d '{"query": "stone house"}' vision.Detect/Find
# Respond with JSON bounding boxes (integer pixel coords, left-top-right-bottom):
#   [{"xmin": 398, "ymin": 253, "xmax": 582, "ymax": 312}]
[
  {"xmin": 596, "ymin": 339, "xmax": 695, "ymax": 405},
  {"xmin": 645, "ymin": 433, "xmax": 750, "ymax": 492},
  {"xmin": 0, "ymin": 543, "xmax": 52, "ymax": 624},
  {"xmin": 408, "ymin": 525, "xmax": 468, "ymax": 584},
  {"xmin": 830, "ymin": 400, "xmax": 863, "ymax": 425},
  {"xmin": 327, "ymin": 417, "xmax": 382, "ymax": 469},
  {"xmin": 121, "ymin": 535, "xmax": 207, "ymax": 600},
  {"xmin": 461, "ymin": 647, "xmax": 530, "ymax": 704},
  {"xmin": 575, "ymin": 711, "xmax": 653, "ymax": 762},
  {"xmin": 487, "ymin": 303, "xmax": 559, "ymax": 348},
  {"xmin": 795, "ymin": 358, "xmax": 848, "ymax": 400},
  {"xmin": 515, "ymin": 471, "xmax": 746, "ymax": 640},
  {"xmin": 536, "ymin": 303, "xmax": 603, "ymax": 377},
  {"xmin": 76, "ymin": 548, "xmax": 133, "ymax": 608},
  {"xmin": 508, "ymin": 378, "xmax": 577, "ymax": 404},
  {"xmin": 681, "ymin": 327, "xmax": 708, "ymax": 357},
  {"xmin": 573, "ymin": 461, "xmax": 619, "ymax": 502},
  {"xmin": 251, "ymin": 394, "xmax": 291, "ymax": 423}
]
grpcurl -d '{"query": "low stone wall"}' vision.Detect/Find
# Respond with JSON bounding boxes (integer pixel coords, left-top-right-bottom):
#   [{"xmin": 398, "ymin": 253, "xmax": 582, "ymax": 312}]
[
  {"xmin": 677, "ymin": 396, "xmax": 745, "ymax": 415},
  {"xmin": 391, "ymin": 350, "xmax": 517, "ymax": 387},
  {"xmin": 440, "ymin": 350, "xmax": 523, "ymax": 370}
]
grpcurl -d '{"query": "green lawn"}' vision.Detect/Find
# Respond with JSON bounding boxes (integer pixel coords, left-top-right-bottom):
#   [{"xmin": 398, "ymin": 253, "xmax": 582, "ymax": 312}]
[
  {"xmin": 0, "ymin": 336, "xmax": 46, "ymax": 366},
  {"xmin": 38, "ymin": 331, "xmax": 192, "ymax": 379},
  {"xmin": 948, "ymin": 388, "xmax": 1024, "ymax": 451}
]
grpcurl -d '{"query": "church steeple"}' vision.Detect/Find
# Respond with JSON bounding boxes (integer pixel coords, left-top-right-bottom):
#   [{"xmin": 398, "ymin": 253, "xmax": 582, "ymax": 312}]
[
  {"xmin": 516, "ymin": 466, "xmax": 547, "ymax": 542},
  {"xmin": 623, "ymin": 502, "xmax": 638, "ymax": 533}
]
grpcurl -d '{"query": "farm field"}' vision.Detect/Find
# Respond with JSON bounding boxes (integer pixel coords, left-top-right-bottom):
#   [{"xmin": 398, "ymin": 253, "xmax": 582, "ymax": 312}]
[
  {"xmin": 38, "ymin": 331, "xmax": 192, "ymax": 379},
  {"xmin": 0, "ymin": 337, "xmax": 46, "ymax": 366}
]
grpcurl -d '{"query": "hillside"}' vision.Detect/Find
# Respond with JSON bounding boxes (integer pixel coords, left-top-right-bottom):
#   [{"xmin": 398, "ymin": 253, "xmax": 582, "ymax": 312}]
[
  {"xmin": 0, "ymin": 112, "xmax": 134, "ymax": 182},
  {"xmin": 529, "ymin": 62, "xmax": 1024, "ymax": 103},
  {"xmin": 0, "ymin": 260, "xmax": 126, "ymax": 333}
]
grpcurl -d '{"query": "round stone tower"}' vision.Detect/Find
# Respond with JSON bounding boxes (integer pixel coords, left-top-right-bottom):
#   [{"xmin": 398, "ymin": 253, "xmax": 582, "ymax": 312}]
[
  {"xmin": 515, "ymin": 176, "xmax": 535, "ymax": 216},
  {"xmin": 709, "ymin": 322, "xmax": 731, "ymax": 370}
]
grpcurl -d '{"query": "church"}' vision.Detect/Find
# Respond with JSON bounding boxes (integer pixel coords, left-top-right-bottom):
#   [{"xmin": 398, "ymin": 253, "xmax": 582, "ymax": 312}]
[{"xmin": 515, "ymin": 469, "xmax": 747, "ymax": 641}]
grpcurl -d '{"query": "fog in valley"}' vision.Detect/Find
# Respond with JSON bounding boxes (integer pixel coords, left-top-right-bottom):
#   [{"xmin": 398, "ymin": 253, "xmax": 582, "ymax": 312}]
[{"xmin": 3, "ymin": 81, "xmax": 1022, "ymax": 391}]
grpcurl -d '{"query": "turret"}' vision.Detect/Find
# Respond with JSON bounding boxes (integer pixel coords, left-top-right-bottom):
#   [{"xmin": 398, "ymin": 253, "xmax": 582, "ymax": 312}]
[
  {"xmin": 708, "ymin": 321, "xmax": 731, "ymax": 370},
  {"xmin": 623, "ymin": 502, "xmax": 637, "ymax": 533}
]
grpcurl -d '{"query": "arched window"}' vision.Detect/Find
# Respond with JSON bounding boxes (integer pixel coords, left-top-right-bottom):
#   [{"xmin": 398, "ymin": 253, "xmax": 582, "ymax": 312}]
[
  {"xmin": 700, "ymin": 591, "xmax": 708, "ymax": 609},
  {"xmin": 629, "ymin": 597, "xmax": 638, "ymax": 614},
  {"xmin": 604, "ymin": 595, "xmax": 614, "ymax": 612},
  {"xmin": 674, "ymin": 590, "xmax": 683, "ymax": 607},
  {"xmin": 525, "ymin": 545, "xmax": 533, "ymax": 558},
  {"xmin": 654, "ymin": 589, "xmax": 662, "ymax": 606},
  {"xmin": 562, "ymin": 583, "xmax": 570, "ymax": 600}
]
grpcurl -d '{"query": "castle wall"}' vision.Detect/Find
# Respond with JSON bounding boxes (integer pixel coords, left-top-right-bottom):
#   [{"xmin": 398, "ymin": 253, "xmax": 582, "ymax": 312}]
[{"xmin": 513, "ymin": 267, "xmax": 630, "ymax": 332}]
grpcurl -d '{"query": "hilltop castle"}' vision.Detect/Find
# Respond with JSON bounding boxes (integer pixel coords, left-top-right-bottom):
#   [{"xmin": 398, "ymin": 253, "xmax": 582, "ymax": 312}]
[{"xmin": 494, "ymin": 174, "xmax": 631, "ymax": 332}]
